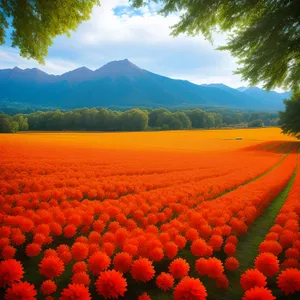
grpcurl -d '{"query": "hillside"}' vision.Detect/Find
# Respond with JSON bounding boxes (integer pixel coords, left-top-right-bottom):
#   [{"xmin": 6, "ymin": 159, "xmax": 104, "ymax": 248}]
[{"xmin": 0, "ymin": 59, "xmax": 290, "ymax": 110}]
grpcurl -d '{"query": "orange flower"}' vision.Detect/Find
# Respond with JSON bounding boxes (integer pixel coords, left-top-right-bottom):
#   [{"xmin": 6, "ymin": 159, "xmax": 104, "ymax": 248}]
[
  {"xmin": 71, "ymin": 272, "xmax": 90, "ymax": 286},
  {"xmin": 242, "ymin": 287, "xmax": 275, "ymax": 300},
  {"xmin": 156, "ymin": 272, "xmax": 174, "ymax": 291},
  {"xmin": 169, "ymin": 258, "xmax": 190, "ymax": 279},
  {"xmin": 39, "ymin": 256, "xmax": 65, "ymax": 279},
  {"xmin": 72, "ymin": 261, "xmax": 88, "ymax": 274},
  {"xmin": 240, "ymin": 269, "xmax": 267, "ymax": 290},
  {"xmin": 113, "ymin": 252, "xmax": 132, "ymax": 273},
  {"xmin": 185, "ymin": 228, "xmax": 199, "ymax": 242},
  {"xmin": 25, "ymin": 243, "xmax": 41, "ymax": 257},
  {"xmin": 206, "ymin": 258, "xmax": 224, "ymax": 279},
  {"xmin": 0, "ymin": 259, "xmax": 24, "ymax": 287},
  {"xmin": 71, "ymin": 243, "xmax": 89, "ymax": 261},
  {"xmin": 60, "ymin": 283, "xmax": 91, "ymax": 300},
  {"xmin": 195, "ymin": 258, "xmax": 208, "ymax": 276},
  {"xmin": 174, "ymin": 276, "xmax": 207, "ymax": 300},
  {"xmin": 41, "ymin": 280, "xmax": 57, "ymax": 295},
  {"xmin": 255, "ymin": 252, "xmax": 279, "ymax": 277},
  {"xmin": 4, "ymin": 281, "xmax": 36, "ymax": 300},
  {"xmin": 95, "ymin": 270, "xmax": 127, "ymax": 299},
  {"xmin": 191, "ymin": 239, "xmax": 209, "ymax": 257},
  {"xmin": 131, "ymin": 258, "xmax": 155, "ymax": 282},
  {"xmin": 225, "ymin": 257, "xmax": 239, "ymax": 272},
  {"xmin": 277, "ymin": 268, "xmax": 300, "ymax": 295},
  {"xmin": 88, "ymin": 251, "xmax": 111, "ymax": 276}
]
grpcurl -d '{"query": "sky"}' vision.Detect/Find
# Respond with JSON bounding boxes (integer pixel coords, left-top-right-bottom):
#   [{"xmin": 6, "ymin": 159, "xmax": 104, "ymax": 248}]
[{"xmin": 0, "ymin": 0, "xmax": 246, "ymax": 88}]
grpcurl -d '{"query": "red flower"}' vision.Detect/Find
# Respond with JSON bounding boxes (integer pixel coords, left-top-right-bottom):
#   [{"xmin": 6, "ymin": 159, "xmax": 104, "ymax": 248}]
[
  {"xmin": 195, "ymin": 258, "xmax": 208, "ymax": 276},
  {"xmin": 1, "ymin": 246, "xmax": 16, "ymax": 260},
  {"xmin": 164, "ymin": 242, "xmax": 178, "ymax": 259},
  {"xmin": 113, "ymin": 252, "xmax": 132, "ymax": 273},
  {"xmin": 88, "ymin": 251, "xmax": 110, "ymax": 276},
  {"xmin": 255, "ymin": 252, "xmax": 279, "ymax": 277},
  {"xmin": 242, "ymin": 287, "xmax": 275, "ymax": 300},
  {"xmin": 138, "ymin": 292, "xmax": 151, "ymax": 300},
  {"xmin": 258, "ymin": 240, "xmax": 282, "ymax": 256},
  {"xmin": 4, "ymin": 281, "xmax": 36, "ymax": 300},
  {"xmin": 71, "ymin": 272, "xmax": 90, "ymax": 286},
  {"xmin": 149, "ymin": 247, "xmax": 164, "ymax": 262},
  {"xmin": 191, "ymin": 239, "xmax": 208, "ymax": 257},
  {"xmin": 60, "ymin": 284, "xmax": 91, "ymax": 300},
  {"xmin": 41, "ymin": 280, "xmax": 57, "ymax": 295},
  {"xmin": 72, "ymin": 262, "xmax": 88, "ymax": 274},
  {"xmin": 131, "ymin": 258, "xmax": 155, "ymax": 282},
  {"xmin": 156, "ymin": 272, "xmax": 174, "ymax": 291},
  {"xmin": 208, "ymin": 235, "xmax": 223, "ymax": 251},
  {"xmin": 0, "ymin": 259, "xmax": 24, "ymax": 287},
  {"xmin": 224, "ymin": 243, "xmax": 236, "ymax": 256},
  {"xmin": 174, "ymin": 276, "xmax": 207, "ymax": 300},
  {"xmin": 277, "ymin": 268, "xmax": 300, "ymax": 295},
  {"xmin": 225, "ymin": 257, "xmax": 239, "ymax": 272},
  {"xmin": 39, "ymin": 256, "xmax": 64, "ymax": 279},
  {"xmin": 240, "ymin": 269, "xmax": 267, "ymax": 290},
  {"xmin": 71, "ymin": 243, "xmax": 89, "ymax": 261},
  {"xmin": 281, "ymin": 258, "xmax": 300, "ymax": 269},
  {"xmin": 25, "ymin": 243, "xmax": 41, "ymax": 257},
  {"xmin": 59, "ymin": 251, "xmax": 72, "ymax": 265},
  {"xmin": 215, "ymin": 274, "xmax": 229, "ymax": 290},
  {"xmin": 169, "ymin": 258, "xmax": 190, "ymax": 279},
  {"xmin": 63, "ymin": 224, "xmax": 77, "ymax": 239},
  {"xmin": 206, "ymin": 258, "xmax": 224, "ymax": 279},
  {"xmin": 95, "ymin": 270, "xmax": 127, "ymax": 299},
  {"xmin": 226, "ymin": 235, "xmax": 238, "ymax": 245}
]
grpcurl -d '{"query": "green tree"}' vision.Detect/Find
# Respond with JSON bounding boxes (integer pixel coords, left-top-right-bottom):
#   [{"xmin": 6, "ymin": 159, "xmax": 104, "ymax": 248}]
[
  {"xmin": 119, "ymin": 109, "xmax": 148, "ymax": 131},
  {"xmin": 186, "ymin": 109, "xmax": 206, "ymax": 128},
  {"xmin": 0, "ymin": 113, "xmax": 19, "ymax": 133},
  {"xmin": 280, "ymin": 92, "xmax": 300, "ymax": 139},
  {"xmin": 132, "ymin": 0, "xmax": 300, "ymax": 92},
  {"xmin": 12, "ymin": 115, "xmax": 29, "ymax": 131},
  {"xmin": 248, "ymin": 119, "xmax": 264, "ymax": 128},
  {"xmin": 0, "ymin": 0, "xmax": 100, "ymax": 63}
]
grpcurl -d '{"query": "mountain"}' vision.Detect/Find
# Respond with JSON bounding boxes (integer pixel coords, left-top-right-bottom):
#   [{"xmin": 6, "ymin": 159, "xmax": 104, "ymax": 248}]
[{"xmin": 0, "ymin": 59, "xmax": 290, "ymax": 110}]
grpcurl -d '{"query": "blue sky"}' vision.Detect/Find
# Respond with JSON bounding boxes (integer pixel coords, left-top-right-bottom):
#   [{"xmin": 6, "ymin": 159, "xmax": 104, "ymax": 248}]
[{"xmin": 0, "ymin": 0, "xmax": 245, "ymax": 88}]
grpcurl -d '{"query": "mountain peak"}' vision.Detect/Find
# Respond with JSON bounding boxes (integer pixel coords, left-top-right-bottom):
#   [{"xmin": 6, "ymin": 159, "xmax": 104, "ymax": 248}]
[{"xmin": 94, "ymin": 59, "xmax": 145, "ymax": 79}]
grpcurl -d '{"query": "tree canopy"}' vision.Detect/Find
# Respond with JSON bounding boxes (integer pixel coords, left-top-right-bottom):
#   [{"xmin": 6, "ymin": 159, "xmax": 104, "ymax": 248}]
[
  {"xmin": 279, "ymin": 92, "xmax": 300, "ymax": 139},
  {"xmin": 0, "ymin": 0, "xmax": 99, "ymax": 63},
  {"xmin": 132, "ymin": 0, "xmax": 300, "ymax": 92}
]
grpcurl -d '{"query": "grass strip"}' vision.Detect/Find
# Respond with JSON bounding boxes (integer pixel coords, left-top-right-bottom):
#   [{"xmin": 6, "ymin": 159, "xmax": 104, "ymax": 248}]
[{"xmin": 226, "ymin": 163, "xmax": 298, "ymax": 299}]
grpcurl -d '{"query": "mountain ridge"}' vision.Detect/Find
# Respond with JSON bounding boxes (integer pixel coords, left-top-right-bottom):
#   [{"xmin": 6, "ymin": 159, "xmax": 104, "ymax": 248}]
[{"xmin": 0, "ymin": 59, "xmax": 291, "ymax": 110}]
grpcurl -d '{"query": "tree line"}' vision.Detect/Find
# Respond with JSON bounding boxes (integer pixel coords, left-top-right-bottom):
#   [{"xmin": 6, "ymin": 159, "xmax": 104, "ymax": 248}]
[{"xmin": 0, "ymin": 107, "xmax": 279, "ymax": 133}]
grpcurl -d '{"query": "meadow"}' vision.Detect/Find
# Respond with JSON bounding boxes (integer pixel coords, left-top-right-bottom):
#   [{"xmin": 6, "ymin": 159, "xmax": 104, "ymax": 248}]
[{"xmin": 0, "ymin": 128, "xmax": 300, "ymax": 300}]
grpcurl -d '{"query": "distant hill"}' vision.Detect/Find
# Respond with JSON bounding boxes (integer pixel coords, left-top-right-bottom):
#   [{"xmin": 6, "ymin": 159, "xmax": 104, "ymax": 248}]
[{"xmin": 0, "ymin": 59, "xmax": 291, "ymax": 110}]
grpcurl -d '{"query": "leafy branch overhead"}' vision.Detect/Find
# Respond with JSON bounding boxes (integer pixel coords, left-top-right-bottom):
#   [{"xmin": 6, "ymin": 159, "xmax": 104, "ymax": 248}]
[
  {"xmin": 0, "ymin": 0, "xmax": 100, "ymax": 64},
  {"xmin": 132, "ymin": 0, "xmax": 300, "ymax": 92}
]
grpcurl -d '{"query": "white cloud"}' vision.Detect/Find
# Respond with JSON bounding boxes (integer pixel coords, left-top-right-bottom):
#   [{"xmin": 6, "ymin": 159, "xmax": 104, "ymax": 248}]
[
  {"xmin": 0, "ymin": 48, "xmax": 79, "ymax": 74},
  {"xmin": 0, "ymin": 0, "xmax": 246, "ymax": 88}
]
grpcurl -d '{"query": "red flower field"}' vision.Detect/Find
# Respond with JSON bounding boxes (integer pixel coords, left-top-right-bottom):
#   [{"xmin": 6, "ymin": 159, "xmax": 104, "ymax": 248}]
[{"xmin": 0, "ymin": 129, "xmax": 300, "ymax": 299}]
